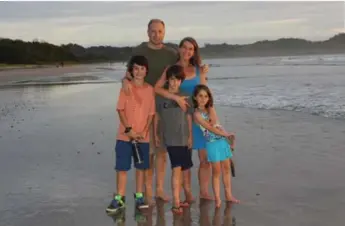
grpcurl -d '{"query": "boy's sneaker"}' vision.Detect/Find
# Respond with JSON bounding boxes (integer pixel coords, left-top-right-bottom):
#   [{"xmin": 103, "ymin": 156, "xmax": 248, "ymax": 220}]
[
  {"xmin": 134, "ymin": 192, "xmax": 149, "ymax": 210},
  {"xmin": 106, "ymin": 194, "xmax": 126, "ymax": 214}
]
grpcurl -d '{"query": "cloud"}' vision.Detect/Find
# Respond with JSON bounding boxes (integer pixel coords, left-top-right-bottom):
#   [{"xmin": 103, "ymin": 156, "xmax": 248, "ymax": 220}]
[{"xmin": 0, "ymin": 1, "xmax": 343, "ymax": 46}]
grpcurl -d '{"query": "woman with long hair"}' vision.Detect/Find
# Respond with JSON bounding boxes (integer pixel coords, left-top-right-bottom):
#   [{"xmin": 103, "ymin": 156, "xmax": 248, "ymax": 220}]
[{"xmin": 155, "ymin": 37, "xmax": 217, "ymax": 201}]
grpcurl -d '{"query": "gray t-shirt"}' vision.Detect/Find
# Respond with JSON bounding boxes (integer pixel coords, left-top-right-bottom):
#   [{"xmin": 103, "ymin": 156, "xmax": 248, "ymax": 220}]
[{"xmin": 156, "ymin": 92, "xmax": 192, "ymax": 146}]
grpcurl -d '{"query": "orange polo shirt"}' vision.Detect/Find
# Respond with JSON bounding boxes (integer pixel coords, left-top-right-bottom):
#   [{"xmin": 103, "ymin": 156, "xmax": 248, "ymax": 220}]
[{"xmin": 116, "ymin": 83, "xmax": 155, "ymax": 142}]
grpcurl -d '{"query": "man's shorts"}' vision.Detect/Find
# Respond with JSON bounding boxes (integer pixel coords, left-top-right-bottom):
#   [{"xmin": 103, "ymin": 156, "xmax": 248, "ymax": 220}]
[
  {"xmin": 115, "ymin": 140, "xmax": 150, "ymax": 171},
  {"xmin": 166, "ymin": 146, "xmax": 193, "ymax": 171},
  {"xmin": 149, "ymin": 123, "xmax": 166, "ymax": 154}
]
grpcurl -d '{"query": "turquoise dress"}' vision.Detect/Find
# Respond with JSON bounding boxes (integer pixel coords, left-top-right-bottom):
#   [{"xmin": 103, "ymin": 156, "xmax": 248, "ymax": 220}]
[
  {"xmin": 180, "ymin": 67, "xmax": 207, "ymax": 150},
  {"xmin": 198, "ymin": 111, "xmax": 232, "ymax": 162}
]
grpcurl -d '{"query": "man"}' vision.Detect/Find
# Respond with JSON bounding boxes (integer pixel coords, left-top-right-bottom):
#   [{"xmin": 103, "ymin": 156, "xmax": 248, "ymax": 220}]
[{"xmin": 121, "ymin": 19, "xmax": 208, "ymax": 204}]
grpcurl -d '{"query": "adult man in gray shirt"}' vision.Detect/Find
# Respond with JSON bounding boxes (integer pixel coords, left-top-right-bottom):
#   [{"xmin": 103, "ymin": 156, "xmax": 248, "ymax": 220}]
[{"xmin": 153, "ymin": 65, "xmax": 194, "ymax": 209}]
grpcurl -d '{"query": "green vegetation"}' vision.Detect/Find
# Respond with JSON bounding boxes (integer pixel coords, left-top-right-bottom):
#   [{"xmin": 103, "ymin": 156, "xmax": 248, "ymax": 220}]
[{"xmin": 0, "ymin": 33, "xmax": 344, "ymax": 65}]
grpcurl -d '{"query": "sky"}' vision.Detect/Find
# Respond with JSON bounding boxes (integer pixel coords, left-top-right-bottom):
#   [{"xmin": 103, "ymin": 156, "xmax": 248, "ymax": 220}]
[{"xmin": 0, "ymin": 1, "xmax": 344, "ymax": 47}]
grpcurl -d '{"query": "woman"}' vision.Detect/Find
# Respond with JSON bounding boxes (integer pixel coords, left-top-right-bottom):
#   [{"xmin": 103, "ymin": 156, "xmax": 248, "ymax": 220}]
[{"xmin": 154, "ymin": 37, "xmax": 218, "ymax": 201}]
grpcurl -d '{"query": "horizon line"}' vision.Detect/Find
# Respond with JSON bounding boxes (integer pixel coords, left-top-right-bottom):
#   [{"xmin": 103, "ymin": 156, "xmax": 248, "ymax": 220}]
[{"xmin": 1, "ymin": 32, "xmax": 344, "ymax": 48}]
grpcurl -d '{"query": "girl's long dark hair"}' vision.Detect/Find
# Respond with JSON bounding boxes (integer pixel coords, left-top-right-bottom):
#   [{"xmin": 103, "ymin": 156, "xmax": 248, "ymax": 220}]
[{"xmin": 192, "ymin": 84, "xmax": 214, "ymax": 109}]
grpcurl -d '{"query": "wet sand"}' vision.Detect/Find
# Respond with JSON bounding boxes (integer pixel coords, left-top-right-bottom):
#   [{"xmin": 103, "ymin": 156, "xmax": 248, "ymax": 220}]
[
  {"xmin": 0, "ymin": 65, "xmax": 96, "ymax": 85},
  {"xmin": 1, "ymin": 83, "xmax": 345, "ymax": 226}
]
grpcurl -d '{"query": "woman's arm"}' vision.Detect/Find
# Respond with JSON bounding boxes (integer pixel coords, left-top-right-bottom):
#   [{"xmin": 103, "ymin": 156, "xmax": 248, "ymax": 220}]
[
  {"xmin": 154, "ymin": 67, "xmax": 189, "ymax": 112},
  {"xmin": 193, "ymin": 111, "xmax": 229, "ymax": 137},
  {"xmin": 199, "ymin": 66, "xmax": 208, "ymax": 85},
  {"xmin": 154, "ymin": 67, "xmax": 180, "ymax": 100}
]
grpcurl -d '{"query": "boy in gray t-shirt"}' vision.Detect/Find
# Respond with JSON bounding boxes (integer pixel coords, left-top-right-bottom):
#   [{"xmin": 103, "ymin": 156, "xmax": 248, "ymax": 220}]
[{"xmin": 154, "ymin": 65, "xmax": 193, "ymax": 214}]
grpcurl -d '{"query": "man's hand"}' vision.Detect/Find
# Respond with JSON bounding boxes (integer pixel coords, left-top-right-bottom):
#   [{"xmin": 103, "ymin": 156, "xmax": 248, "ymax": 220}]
[
  {"xmin": 154, "ymin": 135, "xmax": 161, "ymax": 148},
  {"xmin": 121, "ymin": 71, "xmax": 132, "ymax": 95},
  {"xmin": 187, "ymin": 136, "xmax": 193, "ymax": 149},
  {"xmin": 174, "ymin": 96, "xmax": 190, "ymax": 112}
]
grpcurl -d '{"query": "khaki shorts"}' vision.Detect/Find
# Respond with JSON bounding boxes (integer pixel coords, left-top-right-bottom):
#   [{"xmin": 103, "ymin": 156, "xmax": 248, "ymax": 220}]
[{"xmin": 149, "ymin": 123, "xmax": 166, "ymax": 154}]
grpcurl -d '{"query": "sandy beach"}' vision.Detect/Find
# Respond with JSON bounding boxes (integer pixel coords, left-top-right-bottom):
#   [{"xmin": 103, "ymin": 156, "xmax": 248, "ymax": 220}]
[
  {"xmin": 0, "ymin": 65, "xmax": 97, "ymax": 85},
  {"xmin": 1, "ymin": 80, "xmax": 344, "ymax": 226}
]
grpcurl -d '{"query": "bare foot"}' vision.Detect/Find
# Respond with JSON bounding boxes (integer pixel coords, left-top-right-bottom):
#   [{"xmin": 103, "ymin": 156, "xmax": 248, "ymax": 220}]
[
  {"xmin": 215, "ymin": 198, "xmax": 222, "ymax": 208},
  {"xmin": 226, "ymin": 196, "xmax": 240, "ymax": 204},
  {"xmin": 147, "ymin": 199, "xmax": 156, "ymax": 207},
  {"xmin": 200, "ymin": 192, "xmax": 214, "ymax": 200},
  {"xmin": 185, "ymin": 192, "xmax": 195, "ymax": 203},
  {"xmin": 155, "ymin": 192, "xmax": 170, "ymax": 202}
]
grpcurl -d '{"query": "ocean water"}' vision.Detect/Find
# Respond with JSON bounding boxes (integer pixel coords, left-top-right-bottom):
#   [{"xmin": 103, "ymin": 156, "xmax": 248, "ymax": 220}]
[
  {"xmin": 105, "ymin": 54, "xmax": 345, "ymax": 120},
  {"xmin": 3, "ymin": 54, "xmax": 345, "ymax": 120}
]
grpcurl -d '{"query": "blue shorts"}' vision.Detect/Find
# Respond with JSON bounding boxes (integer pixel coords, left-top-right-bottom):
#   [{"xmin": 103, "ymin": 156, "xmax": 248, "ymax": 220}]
[
  {"xmin": 166, "ymin": 146, "xmax": 193, "ymax": 171},
  {"xmin": 115, "ymin": 140, "xmax": 150, "ymax": 171}
]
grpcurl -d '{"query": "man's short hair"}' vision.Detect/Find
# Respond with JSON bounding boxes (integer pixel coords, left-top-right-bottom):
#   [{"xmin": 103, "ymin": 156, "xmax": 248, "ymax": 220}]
[
  {"xmin": 166, "ymin": 65, "xmax": 185, "ymax": 82},
  {"xmin": 147, "ymin": 19, "xmax": 165, "ymax": 30},
  {"xmin": 127, "ymin": 55, "xmax": 149, "ymax": 77}
]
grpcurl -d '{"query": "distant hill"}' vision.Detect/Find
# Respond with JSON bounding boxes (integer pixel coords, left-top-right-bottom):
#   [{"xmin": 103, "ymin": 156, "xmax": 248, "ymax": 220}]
[{"xmin": 0, "ymin": 33, "xmax": 344, "ymax": 65}]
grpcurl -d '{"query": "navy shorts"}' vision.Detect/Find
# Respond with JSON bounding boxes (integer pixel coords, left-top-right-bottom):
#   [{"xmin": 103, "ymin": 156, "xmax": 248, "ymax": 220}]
[
  {"xmin": 115, "ymin": 140, "xmax": 150, "ymax": 171},
  {"xmin": 166, "ymin": 146, "xmax": 193, "ymax": 171}
]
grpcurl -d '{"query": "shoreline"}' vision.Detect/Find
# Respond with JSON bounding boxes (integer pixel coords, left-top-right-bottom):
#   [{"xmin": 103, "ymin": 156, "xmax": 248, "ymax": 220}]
[{"xmin": 0, "ymin": 64, "xmax": 99, "ymax": 85}]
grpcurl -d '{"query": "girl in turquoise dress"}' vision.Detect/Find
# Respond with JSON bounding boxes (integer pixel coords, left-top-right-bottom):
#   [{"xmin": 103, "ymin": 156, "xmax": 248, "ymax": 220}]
[
  {"xmin": 192, "ymin": 84, "xmax": 240, "ymax": 207},
  {"xmin": 155, "ymin": 37, "xmax": 215, "ymax": 201}
]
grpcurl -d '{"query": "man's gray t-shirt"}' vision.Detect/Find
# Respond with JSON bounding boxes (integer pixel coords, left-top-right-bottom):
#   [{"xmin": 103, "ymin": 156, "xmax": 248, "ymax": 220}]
[{"xmin": 156, "ymin": 92, "xmax": 192, "ymax": 147}]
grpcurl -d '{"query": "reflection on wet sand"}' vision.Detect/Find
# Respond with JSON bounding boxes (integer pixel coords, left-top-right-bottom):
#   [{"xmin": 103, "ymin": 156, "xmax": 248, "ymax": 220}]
[{"xmin": 107, "ymin": 199, "xmax": 236, "ymax": 226}]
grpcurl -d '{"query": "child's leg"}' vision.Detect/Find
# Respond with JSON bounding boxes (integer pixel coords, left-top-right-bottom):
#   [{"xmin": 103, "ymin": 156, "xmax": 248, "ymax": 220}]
[
  {"xmin": 182, "ymin": 169, "xmax": 193, "ymax": 202},
  {"xmin": 134, "ymin": 142, "xmax": 150, "ymax": 209},
  {"xmin": 211, "ymin": 161, "xmax": 222, "ymax": 208},
  {"xmin": 115, "ymin": 140, "xmax": 132, "ymax": 196},
  {"xmin": 136, "ymin": 169, "xmax": 144, "ymax": 194},
  {"xmin": 171, "ymin": 166, "xmax": 182, "ymax": 207},
  {"xmin": 221, "ymin": 159, "xmax": 239, "ymax": 204},
  {"xmin": 144, "ymin": 153, "xmax": 155, "ymax": 205},
  {"xmin": 182, "ymin": 147, "xmax": 194, "ymax": 203},
  {"xmin": 198, "ymin": 149, "xmax": 212, "ymax": 200},
  {"xmin": 155, "ymin": 149, "xmax": 169, "ymax": 201},
  {"xmin": 106, "ymin": 140, "xmax": 131, "ymax": 213},
  {"xmin": 117, "ymin": 171, "xmax": 127, "ymax": 196},
  {"xmin": 167, "ymin": 146, "xmax": 184, "ymax": 214}
]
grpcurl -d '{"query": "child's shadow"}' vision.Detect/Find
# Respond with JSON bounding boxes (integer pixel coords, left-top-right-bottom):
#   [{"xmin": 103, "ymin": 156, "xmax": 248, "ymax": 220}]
[{"xmin": 199, "ymin": 200, "xmax": 236, "ymax": 226}]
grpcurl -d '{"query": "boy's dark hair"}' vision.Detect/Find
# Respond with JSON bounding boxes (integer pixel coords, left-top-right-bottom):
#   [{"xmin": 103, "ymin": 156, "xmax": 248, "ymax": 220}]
[
  {"xmin": 166, "ymin": 65, "xmax": 185, "ymax": 82},
  {"xmin": 127, "ymin": 55, "xmax": 149, "ymax": 77}
]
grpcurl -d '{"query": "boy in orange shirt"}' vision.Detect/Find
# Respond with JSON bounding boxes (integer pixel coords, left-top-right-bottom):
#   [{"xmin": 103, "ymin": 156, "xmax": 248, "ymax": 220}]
[{"xmin": 106, "ymin": 55, "xmax": 155, "ymax": 214}]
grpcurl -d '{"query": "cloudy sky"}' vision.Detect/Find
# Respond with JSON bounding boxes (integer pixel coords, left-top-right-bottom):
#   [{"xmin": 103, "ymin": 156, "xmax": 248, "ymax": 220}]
[{"xmin": 0, "ymin": 1, "xmax": 344, "ymax": 47}]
